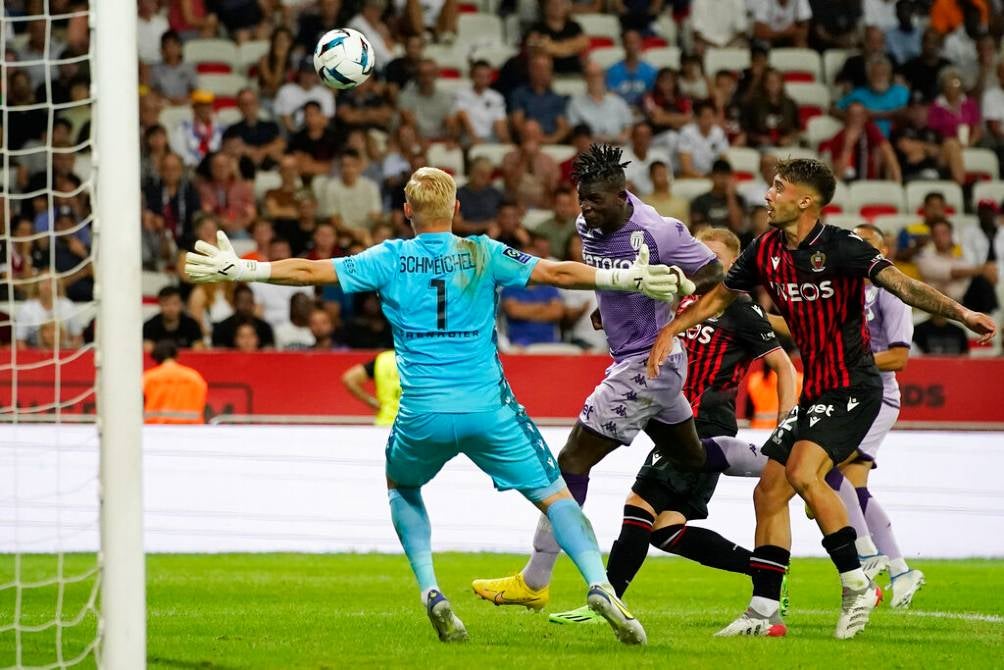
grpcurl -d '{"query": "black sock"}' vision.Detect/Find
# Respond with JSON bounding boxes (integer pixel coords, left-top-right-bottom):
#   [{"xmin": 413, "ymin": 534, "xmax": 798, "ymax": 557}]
[
  {"xmin": 822, "ymin": 526, "xmax": 861, "ymax": 574},
  {"xmin": 651, "ymin": 524, "xmax": 752, "ymax": 575},
  {"xmin": 606, "ymin": 505, "xmax": 654, "ymax": 598},
  {"xmin": 750, "ymin": 545, "xmax": 791, "ymax": 600}
]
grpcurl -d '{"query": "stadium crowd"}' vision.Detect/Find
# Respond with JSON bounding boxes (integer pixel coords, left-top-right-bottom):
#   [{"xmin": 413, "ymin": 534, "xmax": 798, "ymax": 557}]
[{"xmin": 2, "ymin": 0, "xmax": 1003, "ymax": 356}]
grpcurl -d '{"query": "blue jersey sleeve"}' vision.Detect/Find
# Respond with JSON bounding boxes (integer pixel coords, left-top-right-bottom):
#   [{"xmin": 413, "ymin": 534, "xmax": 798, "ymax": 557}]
[
  {"xmin": 484, "ymin": 237, "xmax": 539, "ymax": 288},
  {"xmin": 332, "ymin": 242, "xmax": 396, "ymax": 293}
]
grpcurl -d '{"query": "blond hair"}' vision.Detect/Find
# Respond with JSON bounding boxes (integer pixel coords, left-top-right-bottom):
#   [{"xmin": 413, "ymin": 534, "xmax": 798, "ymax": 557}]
[
  {"xmin": 404, "ymin": 167, "xmax": 457, "ymax": 225},
  {"xmin": 696, "ymin": 227, "xmax": 741, "ymax": 256}
]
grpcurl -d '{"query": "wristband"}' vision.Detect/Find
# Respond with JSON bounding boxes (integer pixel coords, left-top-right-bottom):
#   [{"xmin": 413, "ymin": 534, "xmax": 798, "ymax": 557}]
[
  {"xmin": 240, "ymin": 259, "xmax": 272, "ymax": 282},
  {"xmin": 594, "ymin": 268, "xmax": 622, "ymax": 291}
]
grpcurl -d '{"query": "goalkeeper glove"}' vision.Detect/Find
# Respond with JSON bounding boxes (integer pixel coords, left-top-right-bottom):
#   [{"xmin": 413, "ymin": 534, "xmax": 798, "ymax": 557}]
[
  {"xmin": 184, "ymin": 231, "xmax": 271, "ymax": 284},
  {"xmin": 595, "ymin": 244, "xmax": 695, "ymax": 302}
]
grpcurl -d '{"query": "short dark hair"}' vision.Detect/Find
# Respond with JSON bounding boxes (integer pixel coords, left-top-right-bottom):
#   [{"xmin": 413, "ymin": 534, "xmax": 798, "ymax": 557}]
[
  {"xmin": 341, "ymin": 148, "xmax": 362, "ymax": 160},
  {"xmin": 302, "ymin": 100, "xmax": 322, "ymax": 114},
  {"xmin": 571, "ymin": 123, "xmax": 593, "ymax": 139},
  {"xmin": 928, "ymin": 216, "xmax": 953, "ymax": 231},
  {"xmin": 649, "ymin": 160, "xmax": 667, "ymax": 175},
  {"xmin": 711, "ymin": 159, "xmax": 733, "ymax": 174},
  {"xmin": 924, "ymin": 191, "xmax": 946, "ymax": 205},
  {"xmin": 269, "ymin": 235, "xmax": 291, "ymax": 248},
  {"xmin": 469, "ymin": 59, "xmax": 491, "ymax": 71},
  {"xmin": 694, "ymin": 100, "xmax": 716, "ymax": 116},
  {"xmin": 854, "ymin": 222, "xmax": 885, "ymax": 238},
  {"xmin": 775, "ymin": 158, "xmax": 836, "ymax": 206},
  {"xmin": 161, "ymin": 30, "xmax": 181, "ymax": 47},
  {"xmin": 151, "ymin": 339, "xmax": 178, "ymax": 364},
  {"xmin": 571, "ymin": 144, "xmax": 629, "ymax": 186},
  {"xmin": 233, "ymin": 283, "xmax": 254, "ymax": 299},
  {"xmin": 158, "ymin": 286, "xmax": 181, "ymax": 301}
]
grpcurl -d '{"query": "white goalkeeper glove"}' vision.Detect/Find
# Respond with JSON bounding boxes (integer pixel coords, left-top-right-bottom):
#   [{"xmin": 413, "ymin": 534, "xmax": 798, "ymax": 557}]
[
  {"xmin": 595, "ymin": 244, "xmax": 696, "ymax": 302},
  {"xmin": 184, "ymin": 230, "xmax": 271, "ymax": 284}
]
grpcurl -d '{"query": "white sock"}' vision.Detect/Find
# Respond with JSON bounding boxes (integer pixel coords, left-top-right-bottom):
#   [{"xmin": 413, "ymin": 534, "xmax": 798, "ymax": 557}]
[
  {"xmin": 421, "ymin": 586, "xmax": 441, "ymax": 604},
  {"xmin": 889, "ymin": 558, "xmax": 910, "ymax": 577},
  {"xmin": 855, "ymin": 535, "xmax": 879, "ymax": 556},
  {"xmin": 749, "ymin": 596, "xmax": 780, "ymax": 617},
  {"xmin": 839, "ymin": 568, "xmax": 869, "ymax": 590}
]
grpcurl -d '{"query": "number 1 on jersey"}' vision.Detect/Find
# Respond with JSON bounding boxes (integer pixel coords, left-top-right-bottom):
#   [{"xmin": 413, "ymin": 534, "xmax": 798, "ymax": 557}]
[{"xmin": 430, "ymin": 278, "xmax": 446, "ymax": 330}]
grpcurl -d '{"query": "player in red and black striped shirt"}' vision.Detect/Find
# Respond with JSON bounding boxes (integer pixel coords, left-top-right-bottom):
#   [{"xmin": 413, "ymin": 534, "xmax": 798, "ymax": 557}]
[{"xmin": 649, "ymin": 159, "xmax": 997, "ymax": 640}]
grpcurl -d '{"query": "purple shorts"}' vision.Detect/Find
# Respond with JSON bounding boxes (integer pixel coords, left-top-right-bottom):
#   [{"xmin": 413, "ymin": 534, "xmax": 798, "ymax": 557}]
[
  {"xmin": 579, "ymin": 339, "xmax": 693, "ymax": 445},
  {"xmin": 856, "ymin": 401, "xmax": 899, "ymax": 464}
]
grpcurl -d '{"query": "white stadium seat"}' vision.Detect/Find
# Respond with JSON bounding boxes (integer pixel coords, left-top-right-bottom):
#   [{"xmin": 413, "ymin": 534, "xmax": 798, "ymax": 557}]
[
  {"xmin": 576, "ymin": 14, "xmax": 622, "ymax": 42},
  {"xmin": 672, "ymin": 178, "xmax": 713, "ymax": 202},
  {"xmin": 540, "ymin": 144, "xmax": 576, "ymax": 164},
  {"xmin": 469, "ymin": 44, "xmax": 518, "ymax": 69},
  {"xmin": 456, "ymin": 13, "xmax": 505, "ymax": 48},
  {"xmin": 522, "ymin": 208, "xmax": 553, "ymax": 230},
  {"xmin": 872, "ymin": 213, "xmax": 921, "ymax": 236},
  {"xmin": 237, "ymin": 40, "xmax": 269, "ymax": 74},
  {"xmin": 849, "ymin": 180, "xmax": 906, "ymax": 215},
  {"xmin": 588, "ymin": 46, "xmax": 625, "ymax": 70},
  {"xmin": 785, "ymin": 82, "xmax": 830, "ymax": 113},
  {"xmin": 804, "ymin": 115, "xmax": 844, "ymax": 149},
  {"xmin": 769, "ymin": 48, "xmax": 822, "ymax": 82},
  {"xmin": 973, "ymin": 180, "xmax": 1004, "ymax": 205},
  {"xmin": 725, "ymin": 147, "xmax": 760, "ymax": 180},
  {"xmin": 905, "ymin": 180, "xmax": 964, "ymax": 213},
  {"xmin": 436, "ymin": 77, "xmax": 470, "ymax": 96},
  {"xmin": 824, "ymin": 213, "xmax": 866, "ymax": 230},
  {"xmin": 643, "ymin": 46, "xmax": 681, "ymax": 70},
  {"xmin": 183, "ymin": 39, "xmax": 239, "ymax": 70},
  {"xmin": 552, "ymin": 78, "xmax": 586, "ymax": 98},
  {"xmin": 425, "ymin": 44, "xmax": 469, "ymax": 74},
  {"xmin": 216, "ymin": 107, "xmax": 242, "ymax": 127},
  {"xmin": 766, "ymin": 146, "xmax": 820, "ymax": 162},
  {"xmin": 197, "ymin": 73, "xmax": 248, "ymax": 97},
  {"xmin": 963, "ymin": 147, "xmax": 1000, "ymax": 181},
  {"xmin": 704, "ymin": 48, "xmax": 750, "ymax": 75},
  {"xmin": 158, "ymin": 105, "xmax": 192, "ymax": 136},
  {"xmin": 253, "ymin": 170, "xmax": 281, "ymax": 202},
  {"xmin": 823, "ymin": 49, "xmax": 851, "ymax": 87},
  {"xmin": 826, "ymin": 180, "xmax": 852, "ymax": 213},
  {"xmin": 468, "ymin": 142, "xmax": 515, "ymax": 167},
  {"xmin": 427, "ymin": 143, "xmax": 465, "ymax": 176}
]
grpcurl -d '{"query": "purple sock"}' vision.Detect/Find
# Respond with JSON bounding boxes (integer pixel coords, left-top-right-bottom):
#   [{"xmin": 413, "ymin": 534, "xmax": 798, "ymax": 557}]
[
  {"xmin": 562, "ymin": 471, "xmax": 590, "ymax": 505},
  {"xmin": 824, "ymin": 468, "xmax": 844, "ymax": 490},
  {"xmin": 700, "ymin": 438, "xmax": 729, "ymax": 473},
  {"xmin": 857, "ymin": 486, "xmax": 871, "ymax": 512}
]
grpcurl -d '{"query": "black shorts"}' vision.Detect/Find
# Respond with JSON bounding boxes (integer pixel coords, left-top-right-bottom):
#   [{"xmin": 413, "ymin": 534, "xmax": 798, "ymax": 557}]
[
  {"xmin": 762, "ymin": 383, "xmax": 883, "ymax": 466},
  {"xmin": 631, "ymin": 421, "xmax": 726, "ymax": 521}
]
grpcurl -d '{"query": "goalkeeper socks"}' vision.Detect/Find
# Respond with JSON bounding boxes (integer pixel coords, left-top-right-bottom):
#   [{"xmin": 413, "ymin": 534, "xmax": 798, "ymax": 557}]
[
  {"xmin": 522, "ymin": 514, "xmax": 562, "ymax": 590},
  {"xmin": 388, "ymin": 488, "xmax": 438, "ymax": 594},
  {"xmin": 701, "ymin": 436, "xmax": 765, "ymax": 476},
  {"xmin": 749, "ymin": 545, "xmax": 791, "ymax": 612},
  {"xmin": 822, "ymin": 526, "xmax": 869, "ymax": 590},
  {"xmin": 858, "ymin": 487, "xmax": 907, "ymax": 569},
  {"xmin": 825, "ymin": 470, "xmax": 878, "ymax": 555},
  {"xmin": 546, "ymin": 498, "xmax": 606, "ymax": 586},
  {"xmin": 652, "ymin": 524, "xmax": 752, "ymax": 575},
  {"xmin": 606, "ymin": 505, "xmax": 654, "ymax": 597}
]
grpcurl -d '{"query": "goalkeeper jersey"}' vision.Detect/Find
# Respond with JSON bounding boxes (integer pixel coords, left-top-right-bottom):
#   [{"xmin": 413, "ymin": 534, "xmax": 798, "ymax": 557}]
[{"xmin": 333, "ymin": 233, "xmax": 538, "ymax": 414}]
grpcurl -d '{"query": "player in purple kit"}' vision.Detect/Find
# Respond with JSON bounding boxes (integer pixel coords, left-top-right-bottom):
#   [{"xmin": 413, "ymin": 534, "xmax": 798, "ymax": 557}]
[{"xmin": 472, "ymin": 145, "xmax": 760, "ymax": 614}]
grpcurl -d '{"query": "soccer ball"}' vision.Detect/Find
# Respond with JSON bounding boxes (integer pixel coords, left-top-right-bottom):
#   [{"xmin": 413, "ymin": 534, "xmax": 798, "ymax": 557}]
[{"xmin": 314, "ymin": 28, "xmax": 375, "ymax": 90}]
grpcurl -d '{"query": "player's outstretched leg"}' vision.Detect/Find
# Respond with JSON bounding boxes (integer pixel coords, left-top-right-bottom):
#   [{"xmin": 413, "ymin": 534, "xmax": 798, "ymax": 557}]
[
  {"xmin": 826, "ymin": 469, "xmax": 889, "ymax": 580},
  {"xmin": 389, "ymin": 487, "xmax": 467, "ymax": 642},
  {"xmin": 857, "ymin": 486, "xmax": 925, "ymax": 607}
]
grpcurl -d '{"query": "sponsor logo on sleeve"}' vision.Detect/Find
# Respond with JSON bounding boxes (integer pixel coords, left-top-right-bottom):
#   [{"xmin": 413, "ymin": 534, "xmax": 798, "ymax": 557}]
[
  {"xmin": 343, "ymin": 258, "xmax": 356, "ymax": 273},
  {"xmin": 503, "ymin": 247, "xmax": 532, "ymax": 264}
]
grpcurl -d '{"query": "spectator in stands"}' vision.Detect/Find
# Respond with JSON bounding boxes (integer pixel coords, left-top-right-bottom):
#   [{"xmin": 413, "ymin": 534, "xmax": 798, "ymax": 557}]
[
  {"xmin": 712, "ymin": 69, "xmax": 745, "ymax": 145},
  {"xmin": 288, "ymin": 101, "xmax": 339, "ymax": 179},
  {"xmin": 622, "ymin": 121, "xmax": 671, "ymax": 197},
  {"xmin": 141, "ymin": 125, "xmax": 171, "ymax": 185},
  {"xmin": 690, "ymin": 0, "xmax": 749, "ymax": 53},
  {"xmin": 15, "ymin": 272, "xmax": 84, "ymax": 349},
  {"xmin": 149, "ymin": 31, "xmax": 196, "ymax": 105},
  {"xmin": 894, "ymin": 192, "xmax": 944, "ymax": 275},
  {"xmin": 863, "ymin": 0, "xmax": 898, "ymax": 29},
  {"xmin": 885, "ymin": 0, "xmax": 923, "ymax": 66},
  {"xmin": 264, "ymin": 154, "xmax": 306, "ymax": 222},
  {"xmin": 309, "ymin": 306, "xmax": 339, "ymax": 349},
  {"xmin": 229, "ymin": 89, "xmax": 285, "ymax": 170},
  {"xmin": 501, "ymin": 120, "xmax": 561, "ymax": 210},
  {"xmin": 139, "ymin": 90, "xmax": 165, "ymax": 138},
  {"xmin": 395, "ymin": 0, "xmax": 459, "ymax": 42},
  {"xmin": 605, "ymin": 30, "xmax": 657, "ymax": 107},
  {"xmin": 398, "ymin": 59, "xmax": 455, "ymax": 142},
  {"xmin": 809, "ymin": 0, "xmax": 863, "ymax": 50},
  {"xmin": 643, "ymin": 67, "xmax": 693, "ymax": 151},
  {"xmin": 211, "ymin": 0, "xmax": 269, "ymax": 43},
  {"xmin": 612, "ymin": 0, "xmax": 662, "ymax": 34},
  {"xmin": 535, "ymin": 187, "xmax": 580, "ymax": 261},
  {"xmin": 690, "ymin": 159, "xmax": 744, "ymax": 232},
  {"xmin": 501, "ymin": 256, "xmax": 564, "ymax": 347},
  {"xmin": 527, "ymin": 0, "xmax": 588, "ymax": 76},
  {"xmin": 143, "ymin": 286, "xmax": 205, "ymax": 353},
  {"xmin": 296, "ymin": 0, "xmax": 352, "ymax": 54},
  {"xmin": 959, "ymin": 199, "xmax": 1003, "ymax": 313},
  {"xmin": 168, "ymin": 0, "xmax": 220, "ymax": 39},
  {"xmin": 822, "ymin": 101, "xmax": 903, "ymax": 182},
  {"xmin": 837, "ymin": 27, "xmax": 889, "ymax": 93},
  {"xmin": 892, "ymin": 93, "xmax": 967, "ymax": 183},
  {"xmin": 142, "ymin": 340, "xmax": 208, "ymax": 424},
  {"xmin": 736, "ymin": 44, "xmax": 770, "ymax": 103},
  {"xmin": 334, "ymin": 77, "xmax": 396, "ymax": 145},
  {"xmin": 51, "ymin": 207, "xmax": 93, "ymax": 302},
  {"xmin": 233, "ymin": 320, "xmax": 262, "ymax": 352},
  {"xmin": 348, "ymin": 1, "xmax": 397, "ymax": 72},
  {"xmin": 142, "ymin": 201, "xmax": 177, "ymax": 272},
  {"xmin": 274, "ymin": 292, "xmax": 317, "ymax": 350},
  {"xmin": 981, "ymin": 61, "xmax": 1004, "ymax": 164},
  {"xmin": 642, "ymin": 161, "xmax": 690, "ymax": 223},
  {"xmin": 323, "ymin": 149, "xmax": 383, "ymax": 238},
  {"xmin": 750, "ymin": 0, "xmax": 812, "ymax": 48},
  {"xmin": 341, "ymin": 349, "xmax": 400, "ymax": 424},
  {"xmin": 302, "ymin": 221, "xmax": 341, "ymax": 260},
  {"xmin": 679, "ymin": 54, "xmax": 712, "ymax": 102},
  {"xmin": 928, "ymin": 67, "xmax": 983, "ymax": 146},
  {"xmin": 144, "ymin": 152, "xmax": 201, "ymax": 247},
  {"xmin": 213, "ymin": 283, "xmax": 275, "ymax": 348},
  {"xmin": 384, "ymin": 35, "xmax": 425, "ymax": 100},
  {"xmin": 456, "ymin": 157, "xmax": 504, "ymax": 236},
  {"xmin": 343, "ymin": 292, "xmax": 393, "ymax": 349},
  {"xmin": 182, "ymin": 214, "xmax": 236, "ymax": 330},
  {"xmin": 559, "ymin": 124, "xmax": 594, "ymax": 185},
  {"xmin": 677, "ymin": 100, "xmax": 730, "ymax": 178},
  {"xmin": 567, "ymin": 61, "xmax": 633, "ymax": 145},
  {"xmin": 453, "ymin": 61, "xmax": 510, "ymax": 145},
  {"xmin": 170, "ymin": 89, "xmax": 223, "ymax": 167},
  {"xmin": 197, "ymin": 152, "xmax": 256, "ymax": 236},
  {"xmin": 930, "ymin": 0, "xmax": 989, "ymax": 35},
  {"xmin": 899, "ymin": 28, "xmax": 953, "ymax": 102},
  {"xmin": 274, "ymin": 58, "xmax": 336, "ymax": 134},
  {"xmin": 6, "ymin": 70, "xmax": 48, "ymax": 151},
  {"xmin": 913, "ymin": 315, "xmax": 970, "ymax": 354},
  {"xmin": 739, "ymin": 152, "xmax": 779, "ymax": 210},
  {"xmin": 256, "ymin": 26, "xmax": 295, "ymax": 103},
  {"xmin": 916, "ymin": 217, "xmax": 990, "ymax": 302},
  {"xmin": 508, "ymin": 53, "xmax": 569, "ymax": 145},
  {"xmin": 241, "ymin": 218, "xmax": 275, "ymax": 262},
  {"xmin": 493, "ymin": 200, "xmax": 531, "ymax": 249},
  {"xmin": 836, "ymin": 56, "xmax": 910, "ymax": 137},
  {"xmin": 742, "ymin": 68, "xmax": 800, "ymax": 149},
  {"xmin": 742, "ymin": 204, "xmax": 771, "ymax": 247},
  {"xmin": 969, "ymin": 32, "xmax": 999, "ymax": 96},
  {"xmin": 137, "ymin": 0, "xmax": 168, "ymax": 65},
  {"xmin": 943, "ymin": 2, "xmax": 985, "ymax": 87}
]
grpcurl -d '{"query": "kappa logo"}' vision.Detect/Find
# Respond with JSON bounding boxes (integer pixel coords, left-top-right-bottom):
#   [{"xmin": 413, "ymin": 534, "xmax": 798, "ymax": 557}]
[
  {"xmin": 771, "ymin": 256, "xmax": 780, "ymax": 270},
  {"xmin": 847, "ymin": 397, "xmax": 859, "ymax": 411}
]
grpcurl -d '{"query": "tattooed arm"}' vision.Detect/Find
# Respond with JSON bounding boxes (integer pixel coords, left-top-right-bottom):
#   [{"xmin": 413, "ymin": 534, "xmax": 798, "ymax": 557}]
[{"xmin": 873, "ymin": 265, "xmax": 997, "ymax": 343}]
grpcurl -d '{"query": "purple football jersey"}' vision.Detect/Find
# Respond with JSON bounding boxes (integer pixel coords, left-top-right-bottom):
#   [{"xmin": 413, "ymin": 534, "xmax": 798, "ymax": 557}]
[
  {"xmin": 577, "ymin": 193, "xmax": 716, "ymax": 361},
  {"xmin": 864, "ymin": 284, "xmax": 914, "ymax": 406}
]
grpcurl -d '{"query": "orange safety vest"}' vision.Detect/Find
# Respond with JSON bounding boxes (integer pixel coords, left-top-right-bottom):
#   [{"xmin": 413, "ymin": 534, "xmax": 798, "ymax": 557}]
[
  {"xmin": 142, "ymin": 360, "xmax": 208, "ymax": 424},
  {"xmin": 746, "ymin": 368, "xmax": 803, "ymax": 429}
]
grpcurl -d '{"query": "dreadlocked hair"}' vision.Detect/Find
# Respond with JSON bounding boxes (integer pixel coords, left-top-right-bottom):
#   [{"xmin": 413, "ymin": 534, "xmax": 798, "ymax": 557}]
[{"xmin": 571, "ymin": 144, "xmax": 630, "ymax": 186}]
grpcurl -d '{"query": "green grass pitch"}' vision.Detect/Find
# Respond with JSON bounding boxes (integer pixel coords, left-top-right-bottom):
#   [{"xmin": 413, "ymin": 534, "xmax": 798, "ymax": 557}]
[{"xmin": 3, "ymin": 553, "xmax": 1002, "ymax": 669}]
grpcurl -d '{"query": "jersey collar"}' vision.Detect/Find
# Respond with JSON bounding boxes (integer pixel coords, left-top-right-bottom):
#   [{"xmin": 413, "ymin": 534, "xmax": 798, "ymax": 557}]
[{"xmin": 798, "ymin": 220, "xmax": 827, "ymax": 249}]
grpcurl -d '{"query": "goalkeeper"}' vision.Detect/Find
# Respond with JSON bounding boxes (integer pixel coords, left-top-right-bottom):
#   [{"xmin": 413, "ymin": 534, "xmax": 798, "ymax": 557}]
[{"xmin": 186, "ymin": 167, "xmax": 693, "ymax": 646}]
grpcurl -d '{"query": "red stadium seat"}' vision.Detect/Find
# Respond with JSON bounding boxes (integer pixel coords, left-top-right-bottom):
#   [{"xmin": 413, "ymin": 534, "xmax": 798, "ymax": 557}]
[
  {"xmin": 860, "ymin": 204, "xmax": 900, "ymax": 219},
  {"xmin": 642, "ymin": 36, "xmax": 668, "ymax": 49},
  {"xmin": 458, "ymin": 2, "xmax": 478, "ymax": 12},
  {"xmin": 196, "ymin": 62, "xmax": 232, "ymax": 74},
  {"xmin": 782, "ymin": 71, "xmax": 815, "ymax": 82},
  {"xmin": 822, "ymin": 203, "xmax": 843, "ymax": 214},
  {"xmin": 588, "ymin": 36, "xmax": 616, "ymax": 49},
  {"xmin": 798, "ymin": 105, "xmax": 824, "ymax": 127},
  {"xmin": 439, "ymin": 68, "xmax": 462, "ymax": 78}
]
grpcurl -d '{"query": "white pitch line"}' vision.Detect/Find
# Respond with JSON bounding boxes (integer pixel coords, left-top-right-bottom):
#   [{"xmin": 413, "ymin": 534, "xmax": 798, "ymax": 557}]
[{"xmin": 799, "ymin": 608, "xmax": 1004, "ymax": 624}]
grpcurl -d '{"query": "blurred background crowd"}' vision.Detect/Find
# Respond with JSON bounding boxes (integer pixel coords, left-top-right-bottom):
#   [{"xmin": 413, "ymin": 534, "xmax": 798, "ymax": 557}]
[{"xmin": 3, "ymin": 0, "xmax": 1004, "ymax": 358}]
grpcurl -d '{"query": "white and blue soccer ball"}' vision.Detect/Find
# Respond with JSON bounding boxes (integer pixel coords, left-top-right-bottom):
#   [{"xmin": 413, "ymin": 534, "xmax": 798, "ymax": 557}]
[{"xmin": 314, "ymin": 28, "xmax": 375, "ymax": 90}]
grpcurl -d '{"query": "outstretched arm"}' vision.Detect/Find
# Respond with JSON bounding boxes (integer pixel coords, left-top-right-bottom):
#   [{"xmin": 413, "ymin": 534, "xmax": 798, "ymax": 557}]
[
  {"xmin": 527, "ymin": 245, "xmax": 688, "ymax": 300},
  {"xmin": 763, "ymin": 347, "xmax": 798, "ymax": 425},
  {"xmin": 646, "ymin": 283, "xmax": 739, "ymax": 378},
  {"xmin": 689, "ymin": 259, "xmax": 725, "ymax": 294},
  {"xmin": 873, "ymin": 265, "xmax": 997, "ymax": 343},
  {"xmin": 185, "ymin": 231, "xmax": 338, "ymax": 286}
]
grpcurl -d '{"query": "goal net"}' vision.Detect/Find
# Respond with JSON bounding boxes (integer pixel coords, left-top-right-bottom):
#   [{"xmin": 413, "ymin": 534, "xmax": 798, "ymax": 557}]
[{"xmin": 2, "ymin": 1, "xmax": 145, "ymax": 667}]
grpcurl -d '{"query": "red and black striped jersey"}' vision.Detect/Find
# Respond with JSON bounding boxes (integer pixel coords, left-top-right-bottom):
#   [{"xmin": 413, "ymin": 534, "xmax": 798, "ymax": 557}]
[
  {"xmin": 723, "ymin": 221, "xmax": 891, "ymax": 401},
  {"xmin": 678, "ymin": 294, "xmax": 781, "ymax": 435}
]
